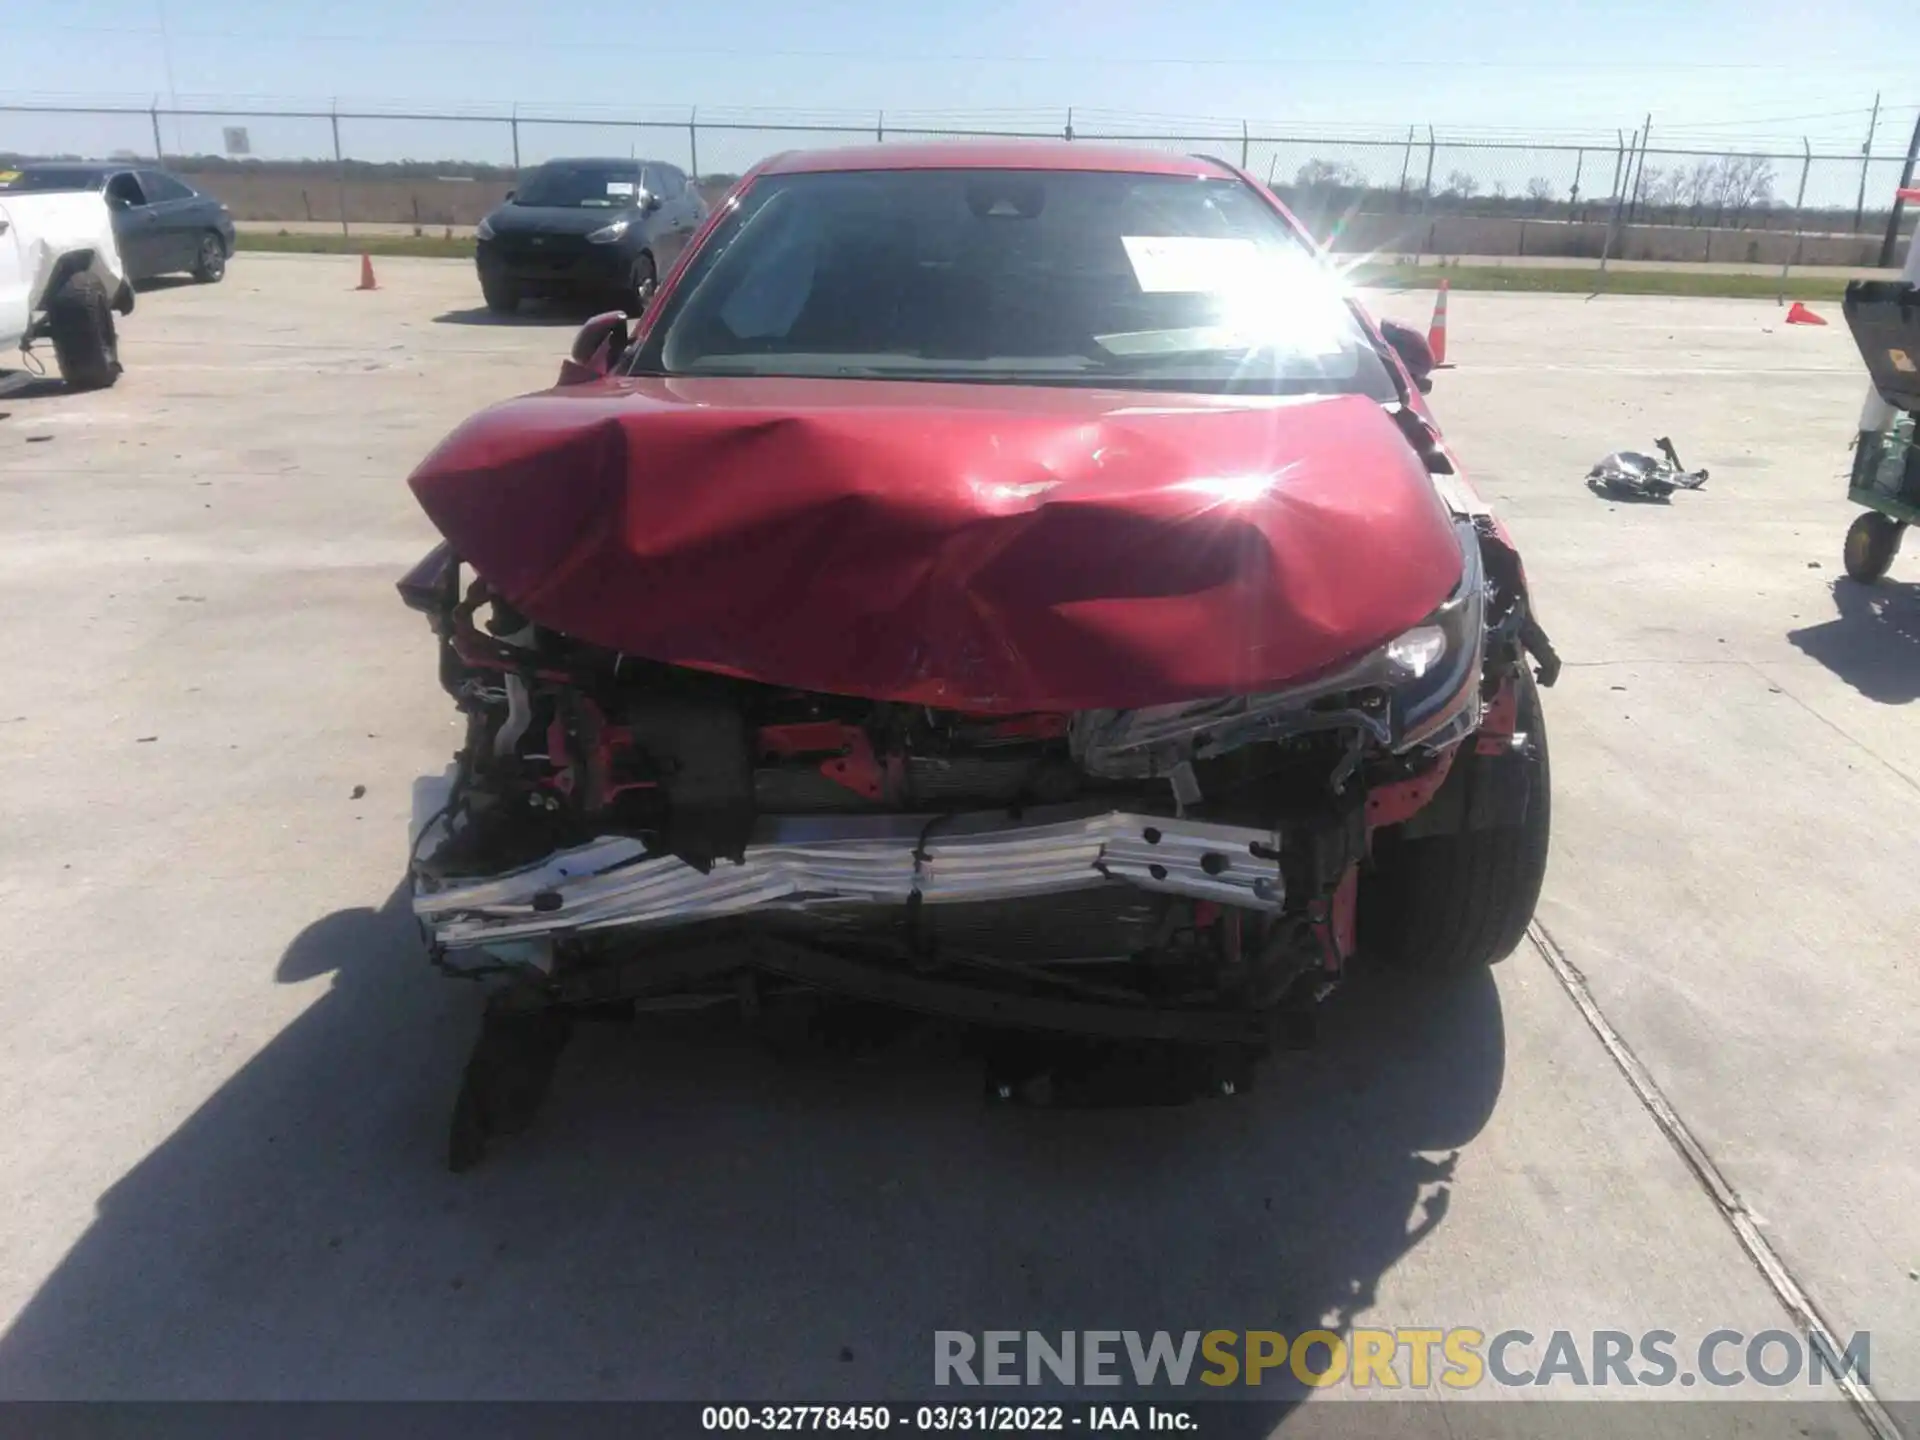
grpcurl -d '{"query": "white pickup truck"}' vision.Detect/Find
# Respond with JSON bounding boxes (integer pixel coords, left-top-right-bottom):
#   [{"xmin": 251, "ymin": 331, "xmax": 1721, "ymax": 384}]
[{"xmin": 0, "ymin": 187, "xmax": 134, "ymax": 391}]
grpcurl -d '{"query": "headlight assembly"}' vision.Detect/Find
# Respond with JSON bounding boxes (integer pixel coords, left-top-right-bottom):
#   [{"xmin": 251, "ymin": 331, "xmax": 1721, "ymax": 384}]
[
  {"xmin": 586, "ymin": 219, "xmax": 631, "ymax": 244},
  {"xmin": 1073, "ymin": 521, "xmax": 1487, "ymax": 777}
]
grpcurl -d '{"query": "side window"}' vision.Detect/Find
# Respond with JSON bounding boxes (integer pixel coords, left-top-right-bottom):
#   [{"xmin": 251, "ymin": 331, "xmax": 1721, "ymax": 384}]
[
  {"xmin": 104, "ymin": 172, "xmax": 148, "ymax": 209},
  {"xmin": 657, "ymin": 165, "xmax": 689, "ymax": 197},
  {"xmin": 139, "ymin": 171, "xmax": 194, "ymax": 202}
]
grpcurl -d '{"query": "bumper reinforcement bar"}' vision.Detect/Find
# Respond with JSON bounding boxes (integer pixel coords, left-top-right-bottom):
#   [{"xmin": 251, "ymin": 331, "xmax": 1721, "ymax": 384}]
[{"xmin": 414, "ymin": 804, "xmax": 1286, "ymax": 952}]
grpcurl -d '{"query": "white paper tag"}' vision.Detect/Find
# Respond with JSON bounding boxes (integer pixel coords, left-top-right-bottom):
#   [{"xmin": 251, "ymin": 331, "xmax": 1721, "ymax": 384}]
[
  {"xmin": 1121, "ymin": 236, "xmax": 1260, "ymax": 293},
  {"xmin": 605, "ymin": 180, "xmax": 637, "ymax": 196}
]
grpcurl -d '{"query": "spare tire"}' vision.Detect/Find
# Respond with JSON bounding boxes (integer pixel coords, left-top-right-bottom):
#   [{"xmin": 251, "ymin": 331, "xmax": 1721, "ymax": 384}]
[
  {"xmin": 1360, "ymin": 667, "xmax": 1551, "ymax": 974},
  {"xmin": 46, "ymin": 270, "xmax": 121, "ymax": 392}
]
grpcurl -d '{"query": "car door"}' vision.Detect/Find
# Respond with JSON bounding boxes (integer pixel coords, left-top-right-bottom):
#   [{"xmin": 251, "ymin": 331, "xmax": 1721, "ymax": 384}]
[
  {"xmin": 137, "ymin": 170, "xmax": 207, "ymax": 271},
  {"xmin": 643, "ymin": 165, "xmax": 701, "ymax": 270},
  {"xmin": 103, "ymin": 171, "xmax": 163, "ymax": 280},
  {"xmin": 0, "ymin": 200, "xmax": 31, "ymax": 347}
]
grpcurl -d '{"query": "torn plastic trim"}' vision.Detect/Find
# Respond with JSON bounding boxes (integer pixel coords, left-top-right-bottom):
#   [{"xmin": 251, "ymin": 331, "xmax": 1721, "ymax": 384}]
[
  {"xmin": 1072, "ymin": 519, "xmax": 1486, "ymax": 778},
  {"xmin": 413, "ymin": 802, "xmax": 1286, "ymax": 953}
]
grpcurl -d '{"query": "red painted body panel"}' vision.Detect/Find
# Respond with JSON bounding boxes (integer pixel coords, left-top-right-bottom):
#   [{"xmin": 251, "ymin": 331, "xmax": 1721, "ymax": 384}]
[{"xmin": 407, "ymin": 376, "xmax": 1465, "ymax": 713}]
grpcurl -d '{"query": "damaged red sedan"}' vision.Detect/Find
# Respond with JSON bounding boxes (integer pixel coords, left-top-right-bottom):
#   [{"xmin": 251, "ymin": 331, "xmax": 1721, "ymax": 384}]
[{"xmin": 400, "ymin": 143, "xmax": 1558, "ymax": 1167}]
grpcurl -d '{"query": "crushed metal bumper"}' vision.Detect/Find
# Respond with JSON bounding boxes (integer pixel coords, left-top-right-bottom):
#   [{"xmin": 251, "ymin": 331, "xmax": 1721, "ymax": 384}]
[{"xmin": 412, "ymin": 777, "xmax": 1286, "ymax": 961}]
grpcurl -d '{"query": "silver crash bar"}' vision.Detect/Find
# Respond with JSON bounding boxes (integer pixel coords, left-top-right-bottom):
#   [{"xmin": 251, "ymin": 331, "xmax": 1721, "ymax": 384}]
[{"xmin": 412, "ymin": 788, "xmax": 1285, "ymax": 954}]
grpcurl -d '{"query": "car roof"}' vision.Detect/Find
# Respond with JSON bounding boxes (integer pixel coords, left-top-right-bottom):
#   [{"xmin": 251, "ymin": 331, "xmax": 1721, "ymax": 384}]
[
  {"xmin": 528, "ymin": 157, "xmax": 671, "ymax": 170},
  {"xmin": 17, "ymin": 163, "xmax": 113, "ymax": 177},
  {"xmin": 756, "ymin": 141, "xmax": 1237, "ymax": 179}
]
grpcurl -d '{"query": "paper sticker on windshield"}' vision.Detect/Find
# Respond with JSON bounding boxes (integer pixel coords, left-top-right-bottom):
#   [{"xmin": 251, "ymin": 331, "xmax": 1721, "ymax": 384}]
[
  {"xmin": 605, "ymin": 180, "xmax": 637, "ymax": 196},
  {"xmin": 0, "ymin": 171, "xmax": 19, "ymax": 187},
  {"xmin": 1122, "ymin": 236, "xmax": 1259, "ymax": 293}
]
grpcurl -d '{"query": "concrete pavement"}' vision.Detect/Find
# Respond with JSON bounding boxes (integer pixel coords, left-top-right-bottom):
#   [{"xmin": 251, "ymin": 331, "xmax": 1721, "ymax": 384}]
[{"xmin": 0, "ymin": 255, "xmax": 1911, "ymax": 1430}]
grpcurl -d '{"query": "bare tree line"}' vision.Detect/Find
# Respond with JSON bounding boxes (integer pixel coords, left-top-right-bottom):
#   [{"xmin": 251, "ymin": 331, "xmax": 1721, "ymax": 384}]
[{"xmin": 1280, "ymin": 152, "xmax": 1814, "ymax": 230}]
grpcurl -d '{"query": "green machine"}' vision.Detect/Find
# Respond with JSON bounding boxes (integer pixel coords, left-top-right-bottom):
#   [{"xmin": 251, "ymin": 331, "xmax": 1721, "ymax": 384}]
[{"xmin": 1841, "ymin": 201, "xmax": 1920, "ymax": 582}]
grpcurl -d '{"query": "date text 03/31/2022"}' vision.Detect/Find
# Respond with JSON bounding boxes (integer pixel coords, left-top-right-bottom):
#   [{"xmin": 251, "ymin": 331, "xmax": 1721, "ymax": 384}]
[{"xmin": 701, "ymin": 1405, "xmax": 1197, "ymax": 1432}]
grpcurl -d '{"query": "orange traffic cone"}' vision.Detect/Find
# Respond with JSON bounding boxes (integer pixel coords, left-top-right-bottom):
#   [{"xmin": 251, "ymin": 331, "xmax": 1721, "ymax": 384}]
[
  {"xmin": 356, "ymin": 253, "xmax": 377, "ymax": 291},
  {"xmin": 1427, "ymin": 279, "xmax": 1450, "ymax": 366},
  {"xmin": 1784, "ymin": 301, "xmax": 1825, "ymax": 326}
]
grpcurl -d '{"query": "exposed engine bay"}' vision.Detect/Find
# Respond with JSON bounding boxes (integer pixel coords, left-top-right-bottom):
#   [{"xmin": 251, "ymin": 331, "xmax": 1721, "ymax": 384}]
[{"xmin": 404, "ymin": 512, "xmax": 1552, "ymax": 1066}]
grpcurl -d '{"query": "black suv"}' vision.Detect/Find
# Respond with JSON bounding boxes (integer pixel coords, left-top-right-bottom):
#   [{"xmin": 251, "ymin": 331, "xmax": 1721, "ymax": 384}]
[{"xmin": 474, "ymin": 157, "xmax": 707, "ymax": 315}]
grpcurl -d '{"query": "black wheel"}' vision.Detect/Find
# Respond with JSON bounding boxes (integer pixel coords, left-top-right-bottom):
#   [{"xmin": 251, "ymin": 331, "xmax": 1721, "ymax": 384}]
[
  {"xmin": 479, "ymin": 269, "xmax": 521, "ymax": 315},
  {"xmin": 1361, "ymin": 667, "xmax": 1551, "ymax": 975},
  {"xmin": 192, "ymin": 232, "xmax": 227, "ymax": 283},
  {"xmin": 1843, "ymin": 511, "xmax": 1904, "ymax": 584},
  {"xmin": 45, "ymin": 271, "xmax": 122, "ymax": 392},
  {"xmin": 626, "ymin": 253, "xmax": 657, "ymax": 316}
]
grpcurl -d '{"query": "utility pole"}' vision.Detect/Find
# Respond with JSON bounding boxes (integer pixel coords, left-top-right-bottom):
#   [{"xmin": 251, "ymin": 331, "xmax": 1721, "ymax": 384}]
[
  {"xmin": 155, "ymin": 0, "xmax": 180, "ymax": 158},
  {"xmin": 1601, "ymin": 126, "xmax": 1640, "ymax": 276},
  {"xmin": 1626, "ymin": 113, "xmax": 1652, "ymax": 225},
  {"xmin": 1879, "ymin": 110, "xmax": 1920, "ymax": 269},
  {"xmin": 1854, "ymin": 92, "xmax": 1880, "ymax": 234}
]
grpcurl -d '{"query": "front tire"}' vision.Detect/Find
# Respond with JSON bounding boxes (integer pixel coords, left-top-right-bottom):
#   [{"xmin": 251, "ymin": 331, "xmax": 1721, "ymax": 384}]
[
  {"xmin": 46, "ymin": 271, "xmax": 122, "ymax": 392},
  {"xmin": 1361, "ymin": 667, "xmax": 1551, "ymax": 975},
  {"xmin": 1843, "ymin": 511, "xmax": 1903, "ymax": 584},
  {"xmin": 192, "ymin": 232, "xmax": 227, "ymax": 283},
  {"xmin": 626, "ymin": 253, "xmax": 657, "ymax": 316},
  {"xmin": 479, "ymin": 269, "xmax": 521, "ymax": 315}
]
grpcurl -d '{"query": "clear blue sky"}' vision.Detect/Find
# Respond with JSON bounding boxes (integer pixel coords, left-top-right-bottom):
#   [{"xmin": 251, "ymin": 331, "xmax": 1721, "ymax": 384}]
[{"xmin": 3, "ymin": 0, "xmax": 1915, "ymax": 180}]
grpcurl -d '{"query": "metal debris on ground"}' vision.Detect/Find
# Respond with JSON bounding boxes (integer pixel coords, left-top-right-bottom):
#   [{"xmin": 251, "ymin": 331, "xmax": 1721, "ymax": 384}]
[{"xmin": 1587, "ymin": 437, "xmax": 1710, "ymax": 501}]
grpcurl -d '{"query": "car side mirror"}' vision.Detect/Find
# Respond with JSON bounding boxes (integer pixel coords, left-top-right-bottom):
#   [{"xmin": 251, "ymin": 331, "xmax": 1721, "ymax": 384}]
[
  {"xmin": 559, "ymin": 310, "xmax": 630, "ymax": 384},
  {"xmin": 503, "ymin": 188, "xmax": 515, "ymax": 202},
  {"xmin": 639, "ymin": 190, "xmax": 662, "ymax": 215},
  {"xmin": 1378, "ymin": 320, "xmax": 1434, "ymax": 394}
]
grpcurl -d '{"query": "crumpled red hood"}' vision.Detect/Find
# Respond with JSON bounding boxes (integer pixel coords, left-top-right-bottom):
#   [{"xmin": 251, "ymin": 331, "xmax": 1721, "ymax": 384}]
[{"xmin": 407, "ymin": 375, "xmax": 1464, "ymax": 713}]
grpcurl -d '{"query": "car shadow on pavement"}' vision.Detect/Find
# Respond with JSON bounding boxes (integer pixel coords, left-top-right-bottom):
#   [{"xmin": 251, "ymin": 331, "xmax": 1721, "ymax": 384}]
[
  {"xmin": 131, "ymin": 276, "xmax": 199, "ymax": 294},
  {"xmin": 1787, "ymin": 578, "xmax": 1920, "ymax": 704},
  {"xmin": 0, "ymin": 378, "xmax": 68, "ymax": 403},
  {"xmin": 0, "ymin": 881, "xmax": 1503, "ymax": 1410},
  {"xmin": 433, "ymin": 301, "xmax": 607, "ymax": 327}
]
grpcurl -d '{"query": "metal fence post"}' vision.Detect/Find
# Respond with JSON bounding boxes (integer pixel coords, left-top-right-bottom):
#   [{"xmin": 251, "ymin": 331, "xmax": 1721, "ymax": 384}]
[
  {"xmin": 877, "ymin": 110, "xmax": 885, "ymax": 144},
  {"xmin": 1854, "ymin": 92, "xmax": 1879, "ymax": 233},
  {"xmin": 1413, "ymin": 126, "xmax": 1436, "ymax": 265},
  {"xmin": 1625, "ymin": 113, "xmax": 1651, "ymax": 225},
  {"xmin": 689, "ymin": 107, "xmax": 699, "ymax": 181},
  {"xmin": 1065, "ymin": 108, "xmax": 1074, "ymax": 142},
  {"xmin": 1780, "ymin": 138, "xmax": 1812, "ymax": 301},
  {"xmin": 330, "ymin": 104, "xmax": 349, "ymax": 237},
  {"xmin": 150, "ymin": 101, "xmax": 164, "ymax": 163},
  {"xmin": 1570, "ymin": 147, "xmax": 1584, "ymax": 217},
  {"xmin": 1240, "ymin": 120, "xmax": 1249, "ymax": 170},
  {"xmin": 1600, "ymin": 127, "xmax": 1636, "ymax": 276},
  {"xmin": 1396, "ymin": 124, "xmax": 1414, "ymax": 212},
  {"xmin": 1878, "ymin": 111, "xmax": 1920, "ymax": 268},
  {"xmin": 510, "ymin": 104, "xmax": 521, "ymax": 174}
]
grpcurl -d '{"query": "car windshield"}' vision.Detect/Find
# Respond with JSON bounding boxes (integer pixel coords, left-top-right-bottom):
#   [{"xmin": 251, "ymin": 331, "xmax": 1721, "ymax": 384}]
[
  {"xmin": 635, "ymin": 167, "xmax": 1396, "ymax": 397},
  {"xmin": 0, "ymin": 168, "xmax": 105, "ymax": 193},
  {"xmin": 513, "ymin": 163, "xmax": 643, "ymax": 209}
]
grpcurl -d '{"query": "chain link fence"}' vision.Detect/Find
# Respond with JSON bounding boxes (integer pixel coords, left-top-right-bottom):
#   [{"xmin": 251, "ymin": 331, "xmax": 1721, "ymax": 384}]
[{"xmin": 4, "ymin": 100, "xmax": 1915, "ymax": 265}]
